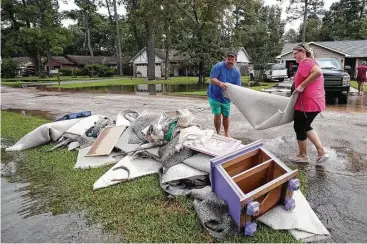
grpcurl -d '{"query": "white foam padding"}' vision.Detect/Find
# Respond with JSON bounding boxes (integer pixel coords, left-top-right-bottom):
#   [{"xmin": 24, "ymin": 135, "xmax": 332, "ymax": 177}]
[
  {"xmin": 65, "ymin": 115, "xmax": 106, "ymax": 136},
  {"xmin": 226, "ymin": 83, "xmax": 299, "ymax": 130},
  {"xmin": 74, "ymin": 146, "xmax": 119, "ymax": 169},
  {"xmin": 114, "ymin": 126, "xmax": 140, "ymax": 152},
  {"xmin": 258, "ymin": 190, "xmax": 330, "ymax": 241},
  {"xmin": 6, "ymin": 119, "xmax": 81, "ymax": 151},
  {"xmin": 93, "ymin": 155, "xmax": 161, "ymax": 190},
  {"xmin": 183, "ymin": 153, "xmax": 213, "ymax": 173},
  {"xmin": 161, "ymin": 163, "xmax": 208, "ymax": 184},
  {"xmin": 116, "ymin": 110, "xmax": 133, "ymax": 127}
]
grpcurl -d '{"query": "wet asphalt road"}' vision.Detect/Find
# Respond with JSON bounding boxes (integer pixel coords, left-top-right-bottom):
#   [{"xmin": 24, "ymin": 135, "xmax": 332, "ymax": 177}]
[{"xmin": 1, "ymin": 85, "xmax": 367, "ymax": 242}]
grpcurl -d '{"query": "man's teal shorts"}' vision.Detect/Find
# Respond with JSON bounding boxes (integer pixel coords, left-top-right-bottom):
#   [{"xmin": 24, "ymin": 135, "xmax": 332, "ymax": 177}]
[{"xmin": 208, "ymin": 98, "xmax": 231, "ymax": 117}]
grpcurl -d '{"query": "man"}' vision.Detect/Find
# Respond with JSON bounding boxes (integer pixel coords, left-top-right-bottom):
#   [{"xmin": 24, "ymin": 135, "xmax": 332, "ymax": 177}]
[
  {"xmin": 249, "ymin": 64, "xmax": 255, "ymax": 81},
  {"xmin": 355, "ymin": 61, "xmax": 367, "ymax": 96},
  {"xmin": 207, "ymin": 53, "xmax": 241, "ymax": 137}
]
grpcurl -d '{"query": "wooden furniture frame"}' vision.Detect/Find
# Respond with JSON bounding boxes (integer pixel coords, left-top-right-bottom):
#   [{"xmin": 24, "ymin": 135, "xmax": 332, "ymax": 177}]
[{"xmin": 210, "ymin": 140, "xmax": 299, "ymax": 236}]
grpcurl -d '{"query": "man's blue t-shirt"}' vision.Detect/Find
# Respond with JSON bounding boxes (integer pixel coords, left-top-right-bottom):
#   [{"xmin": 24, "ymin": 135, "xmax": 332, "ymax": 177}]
[{"xmin": 207, "ymin": 61, "xmax": 241, "ymax": 103}]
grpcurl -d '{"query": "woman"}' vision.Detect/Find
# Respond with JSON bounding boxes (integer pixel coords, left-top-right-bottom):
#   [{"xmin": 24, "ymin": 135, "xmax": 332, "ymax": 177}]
[
  {"xmin": 355, "ymin": 61, "xmax": 367, "ymax": 96},
  {"xmin": 290, "ymin": 43, "xmax": 329, "ymax": 164}
]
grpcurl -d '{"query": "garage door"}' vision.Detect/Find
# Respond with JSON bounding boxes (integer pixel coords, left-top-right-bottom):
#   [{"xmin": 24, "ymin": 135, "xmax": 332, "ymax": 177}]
[
  {"xmin": 155, "ymin": 64, "xmax": 161, "ymax": 78},
  {"xmin": 136, "ymin": 64, "xmax": 147, "ymax": 77},
  {"xmin": 136, "ymin": 64, "xmax": 162, "ymax": 78}
]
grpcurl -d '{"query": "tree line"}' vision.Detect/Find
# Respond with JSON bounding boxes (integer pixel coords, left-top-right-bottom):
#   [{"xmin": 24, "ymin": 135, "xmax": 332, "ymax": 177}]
[{"xmin": 1, "ymin": 0, "xmax": 366, "ymax": 81}]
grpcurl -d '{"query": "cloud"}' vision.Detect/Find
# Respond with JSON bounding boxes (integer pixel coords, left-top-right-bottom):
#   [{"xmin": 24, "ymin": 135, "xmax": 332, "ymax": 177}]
[
  {"xmin": 59, "ymin": 0, "xmax": 126, "ymax": 27},
  {"xmin": 263, "ymin": 0, "xmax": 339, "ymax": 31},
  {"xmin": 59, "ymin": 0, "xmax": 338, "ymax": 30}
]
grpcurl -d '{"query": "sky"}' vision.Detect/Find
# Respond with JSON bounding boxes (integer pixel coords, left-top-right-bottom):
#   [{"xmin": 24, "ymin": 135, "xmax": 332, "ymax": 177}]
[{"xmin": 59, "ymin": 0, "xmax": 339, "ymax": 32}]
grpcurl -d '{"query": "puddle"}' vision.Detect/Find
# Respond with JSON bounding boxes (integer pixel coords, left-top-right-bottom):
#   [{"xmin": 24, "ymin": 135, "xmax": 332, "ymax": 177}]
[
  {"xmin": 1, "ymin": 139, "xmax": 123, "ymax": 242},
  {"xmin": 307, "ymin": 159, "xmax": 367, "ymax": 242},
  {"xmin": 1, "ymin": 178, "xmax": 124, "ymax": 243},
  {"xmin": 263, "ymin": 137, "xmax": 367, "ymax": 242},
  {"xmin": 325, "ymin": 96, "xmax": 366, "ymax": 113},
  {"xmin": 309, "ymin": 147, "xmax": 367, "ymax": 176},
  {"xmin": 1, "ymin": 138, "xmax": 20, "ymax": 178},
  {"xmin": 36, "ymin": 83, "xmax": 210, "ymax": 95},
  {"xmin": 3, "ymin": 109, "xmax": 56, "ymax": 120}
]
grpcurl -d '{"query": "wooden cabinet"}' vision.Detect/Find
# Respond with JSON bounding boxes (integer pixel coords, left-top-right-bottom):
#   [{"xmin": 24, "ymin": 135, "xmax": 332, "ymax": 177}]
[{"xmin": 210, "ymin": 140, "xmax": 300, "ymax": 236}]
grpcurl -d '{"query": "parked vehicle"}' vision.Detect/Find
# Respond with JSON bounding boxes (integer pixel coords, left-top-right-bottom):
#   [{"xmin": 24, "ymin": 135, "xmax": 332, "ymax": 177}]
[
  {"xmin": 291, "ymin": 58, "xmax": 350, "ymax": 104},
  {"xmin": 263, "ymin": 63, "xmax": 288, "ymax": 82},
  {"xmin": 20, "ymin": 67, "xmax": 36, "ymax": 77},
  {"xmin": 316, "ymin": 58, "xmax": 350, "ymax": 104}
]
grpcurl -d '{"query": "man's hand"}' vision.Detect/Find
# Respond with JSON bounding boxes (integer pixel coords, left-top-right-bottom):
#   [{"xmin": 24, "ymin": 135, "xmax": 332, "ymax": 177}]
[{"xmin": 220, "ymin": 82, "xmax": 228, "ymax": 89}]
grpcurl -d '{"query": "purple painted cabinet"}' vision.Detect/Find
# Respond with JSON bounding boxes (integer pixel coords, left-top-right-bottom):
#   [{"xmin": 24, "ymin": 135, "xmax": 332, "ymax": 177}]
[{"xmin": 210, "ymin": 140, "xmax": 299, "ymax": 236}]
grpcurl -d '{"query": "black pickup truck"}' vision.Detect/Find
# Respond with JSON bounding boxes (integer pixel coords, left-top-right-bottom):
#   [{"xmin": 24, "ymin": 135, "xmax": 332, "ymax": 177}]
[{"xmin": 291, "ymin": 58, "xmax": 350, "ymax": 104}]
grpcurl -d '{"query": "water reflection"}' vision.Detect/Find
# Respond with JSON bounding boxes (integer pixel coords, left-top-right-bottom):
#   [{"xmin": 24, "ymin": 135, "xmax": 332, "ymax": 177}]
[
  {"xmin": 39, "ymin": 83, "xmax": 210, "ymax": 95},
  {"xmin": 31, "ymin": 83, "xmax": 367, "ymax": 113},
  {"xmin": 326, "ymin": 95, "xmax": 366, "ymax": 113}
]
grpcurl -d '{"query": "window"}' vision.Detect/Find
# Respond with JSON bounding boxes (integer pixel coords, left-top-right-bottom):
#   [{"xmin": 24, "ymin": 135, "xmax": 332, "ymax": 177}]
[
  {"xmin": 316, "ymin": 58, "xmax": 341, "ymax": 70},
  {"xmin": 271, "ymin": 64, "xmax": 286, "ymax": 70}
]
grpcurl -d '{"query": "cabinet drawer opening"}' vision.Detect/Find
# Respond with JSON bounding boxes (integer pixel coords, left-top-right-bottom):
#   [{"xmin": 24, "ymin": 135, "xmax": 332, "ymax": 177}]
[
  {"xmin": 222, "ymin": 148, "xmax": 271, "ymax": 177},
  {"xmin": 235, "ymin": 160, "xmax": 287, "ymax": 195}
]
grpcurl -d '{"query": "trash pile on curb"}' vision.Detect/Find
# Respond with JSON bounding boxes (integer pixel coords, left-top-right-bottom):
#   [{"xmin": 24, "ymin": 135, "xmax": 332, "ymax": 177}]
[{"xmin": 5, "ymin": 105, "xmax": 330, "ymax": 241}]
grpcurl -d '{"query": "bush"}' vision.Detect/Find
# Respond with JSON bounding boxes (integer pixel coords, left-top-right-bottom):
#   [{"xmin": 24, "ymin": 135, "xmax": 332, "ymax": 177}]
[
  {"xmin": 73, "ymin": 68, "xmax": 89, "ymax": 77},
  {"xmin": 1, "ymin": 59, "xmax": 19, "ymax": 78},
  {"xmin": 59, "ymin": 68, "xmax": 73, "ymax": 76},
  {"xmin": 85, "ymin": 64, "xmax": 116, "ymax": 77}
]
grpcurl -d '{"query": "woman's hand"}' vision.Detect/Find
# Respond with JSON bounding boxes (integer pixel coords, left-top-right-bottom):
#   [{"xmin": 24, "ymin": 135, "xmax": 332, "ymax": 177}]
[{"xmin": 295, "ymin": 84, "xmax": 305, "ymax": 93}]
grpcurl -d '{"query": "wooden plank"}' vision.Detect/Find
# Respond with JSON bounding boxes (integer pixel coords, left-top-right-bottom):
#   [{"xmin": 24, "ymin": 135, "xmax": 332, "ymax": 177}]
[
  {"xmin": 222, "ymin": 149, "xmax": 259, "ymax": 169},
  {"xmin": 241, "ymin": 170, "xmax": 298, "ymax": 204},
  {"xmin": 236, "ymin": 168, "xmax": 269, "ymax": 194},
  {"xmin": 259, "ymin": 149, "xmax": 271, "ymax": 162},
  {"xmin": 86, "ymin": 125, "xmax": 126, "ymax": 157},
  {"xmin": 257, "ymin": 186, "xmax": 282, "ymax": 217},
  {"xmin": 232, "ymin": 159, "xmax": 273, "ymax": 183},
  {"xmin": 225, "ymin": 157, "xmax": 260, "ymax": 177},
  {"xmin": 217, "ymin": 165, "xmax": 246, "ymax": 199},
  {"xmin": 272, "ymin": 163, "xmax": 286, "ymax": 179}
]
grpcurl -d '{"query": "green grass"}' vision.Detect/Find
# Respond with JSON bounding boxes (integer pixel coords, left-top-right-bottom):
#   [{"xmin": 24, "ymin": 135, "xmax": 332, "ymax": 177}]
[
  {"xmin": 350, "ymin": 80, "xmax": 367, "ymax": 93},
  {"xmin": 1, "ymin": 75, "xmax": 117, "ymax": 82},
  {"xmin": 1, "ymin": 76, "xmax": 118, "ymax": 87},
  {"xmin": 1, "ymin": 111, "xmax": 303, "ymax": 242}
]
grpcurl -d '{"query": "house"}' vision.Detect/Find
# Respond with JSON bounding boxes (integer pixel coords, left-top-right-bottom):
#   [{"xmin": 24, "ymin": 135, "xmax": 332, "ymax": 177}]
[
  {"xmin": 276, "ymin": 40, "xmax": 367, "ymax": 77},
  {"xmin": 65, "ymin": 55, "xmax": 118, "ymax": 69},
  {"xmin": 129, "ymin": 47, "xmax": 192, "ymax": 78},
  {"xmin": 44, "ymin": 56, "xmax": 78, "ymax": 72},
  {"xmin": 10, "ymin": 57, "xmax": 43, "ymax": 76},
  {"xmin": 220, "ymin": 47, "xmax": 252, "ymax": 75},
  {"xmin": 129, "ymin": 46, "xmax": 252, "ymax": 78},
  {"xmin": 43, "ymin": 55, "xmax": 119, "ymax": 72},
  {"xmin": 10, "ymin": 57, "xmax": 34, "ymax": 69}
]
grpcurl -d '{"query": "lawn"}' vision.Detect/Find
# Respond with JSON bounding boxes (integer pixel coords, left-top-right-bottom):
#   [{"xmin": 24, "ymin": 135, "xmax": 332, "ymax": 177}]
[
  {"xmin": 1, "ymin": 75, "xmax": 117, "ymax": 82},
  {"xmin": 1, "ymin": 111, "xmax": 304, "ymax": 242},
  {"xmin": 350, "ymin": 80, "xmax": 367, "ymax": 93},
  {"xmin": 1, "ymin": 76, "xmax": 119, "ymax": 86}
]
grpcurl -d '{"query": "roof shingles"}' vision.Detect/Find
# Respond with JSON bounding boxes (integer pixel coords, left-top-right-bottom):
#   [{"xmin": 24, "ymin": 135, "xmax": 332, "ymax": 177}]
[{"xmin": 279, "ymin": 40, "xmax": 367, "ymax": 58}]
